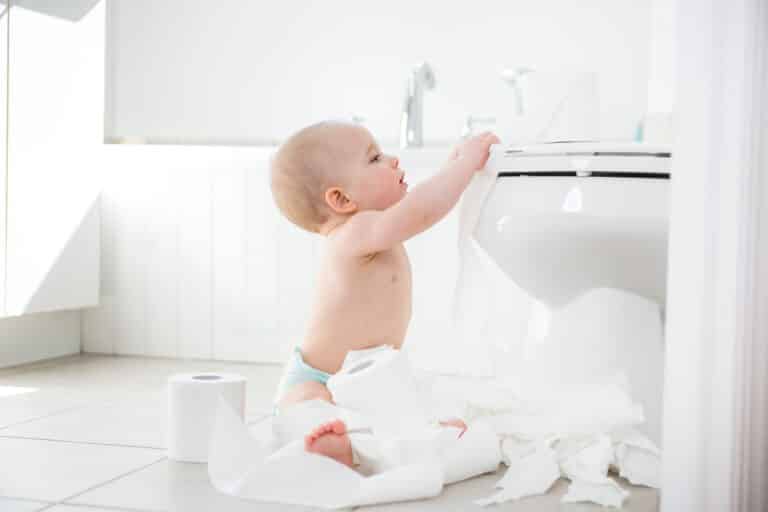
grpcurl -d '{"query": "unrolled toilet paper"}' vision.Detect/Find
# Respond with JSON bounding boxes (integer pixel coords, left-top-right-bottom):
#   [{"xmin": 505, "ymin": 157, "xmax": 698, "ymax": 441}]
[
  {"xmin": 207, "ymin": 346, "xmax": 502, "ymax": 509},
  {"xmin": 449, "ymin": 146, "xmax": 502, "ymax": 377},
  {"xmin": 167, "ymin": 372, "xmax": 246, "ymax": 463},
  {"xmin": 326, "ymin": 345, "xmax": 433, "ymax": 436}
]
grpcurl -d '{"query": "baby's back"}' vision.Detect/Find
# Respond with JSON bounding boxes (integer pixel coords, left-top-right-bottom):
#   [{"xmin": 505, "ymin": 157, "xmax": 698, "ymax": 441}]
[{"xmin": 299, "ymin": 238, "xmax": 412, "ymax": 375}]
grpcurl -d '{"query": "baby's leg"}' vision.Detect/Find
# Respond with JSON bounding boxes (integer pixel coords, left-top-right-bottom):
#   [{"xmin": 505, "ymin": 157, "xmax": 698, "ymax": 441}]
[
  {"xmin": 276, "ymin": 380, "xmax": 333, "ymax": 409},
  {"xmin": 276, "ymin": 381, "xmax": 354, "ymax": 468}
]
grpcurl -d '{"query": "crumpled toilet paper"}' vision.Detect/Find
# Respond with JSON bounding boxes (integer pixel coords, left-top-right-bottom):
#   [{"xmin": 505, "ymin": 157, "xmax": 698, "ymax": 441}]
[
  {"xmin": 612, "ymin": 427, "xmax": 662, "ymax": 488},
  {"xmin": 562, "ymin": 477, "xmax": 629, "ymax": 508},
  {"xmin": 207, "ymin": 346, "xmax": 501, "ymax": 509},
  {"xmin": 475, "ymin": 440, "xmax": 560, "ymax": 506},
  {"xmin": 558, "ymin": 435, "xmax": 629, "ymax": 507},
  {"xmin": 466, "ymin": 376, "xmax": 660, "ymax": 508},
  {"xmin": 206, "ymin": 345, "xmax": 659, "ymax": 509}
]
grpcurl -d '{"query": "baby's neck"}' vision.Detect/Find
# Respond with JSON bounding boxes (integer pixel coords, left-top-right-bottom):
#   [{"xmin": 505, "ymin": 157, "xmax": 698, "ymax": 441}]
[{"xmin": 319, "ymin": 216, "xmax": 351, "ymax": 237}]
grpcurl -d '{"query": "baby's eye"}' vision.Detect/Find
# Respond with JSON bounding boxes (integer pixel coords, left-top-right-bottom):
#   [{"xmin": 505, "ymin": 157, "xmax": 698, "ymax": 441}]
[{"xmin": 369, "ymin": 154, "xmax": 381, "ymax": 163}]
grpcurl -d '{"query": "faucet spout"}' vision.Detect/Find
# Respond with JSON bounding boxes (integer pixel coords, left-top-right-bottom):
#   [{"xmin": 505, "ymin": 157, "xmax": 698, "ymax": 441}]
[{"xmin": 400, "ymin": 62, "xmax": 436, "ymax": 148}]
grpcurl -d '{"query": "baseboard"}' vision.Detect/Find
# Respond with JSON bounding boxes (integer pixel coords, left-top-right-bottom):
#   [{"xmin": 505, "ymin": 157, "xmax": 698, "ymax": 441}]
[{"xmin": 0, "ymin": 310, "xmax": 81, "ymax": 369}]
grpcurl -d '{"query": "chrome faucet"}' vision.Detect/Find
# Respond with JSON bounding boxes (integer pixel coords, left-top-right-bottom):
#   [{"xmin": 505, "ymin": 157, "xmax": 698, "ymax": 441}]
[
  {"xmin": 500, "ymin": 66, "xmax": 534, "ymax": 115},
  {"xmin": 399, "ymin": 62, "xmax": 436, "ymax": 148}
]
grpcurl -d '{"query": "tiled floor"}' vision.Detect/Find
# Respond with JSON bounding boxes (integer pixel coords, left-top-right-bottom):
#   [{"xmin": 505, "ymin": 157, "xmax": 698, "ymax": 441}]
[{"xmin": 0, "ymin": 354, "xmax": 659, "ymax": 511}]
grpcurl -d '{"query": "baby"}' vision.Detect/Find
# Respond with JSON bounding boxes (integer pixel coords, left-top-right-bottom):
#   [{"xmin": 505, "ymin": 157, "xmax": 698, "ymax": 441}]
[{"xmin": 269, "ymin": 121, "xmax": 500, "ymax": 467}]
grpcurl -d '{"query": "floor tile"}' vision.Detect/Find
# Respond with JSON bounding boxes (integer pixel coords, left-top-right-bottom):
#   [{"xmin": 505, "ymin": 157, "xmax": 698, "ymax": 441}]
[
  {"xmin": 41, "ymin": 506, "xmax": 124, "ymax": 512},
  {"xmin": 0, "ymin": 392, "xmax": 267, "ymax": 448},
  {"xmin": 0, "ymin": 497, "xmax": 50, "ymax": 512},
  {"xmin": 355, "ymin": 473, "xmax": 658, "ymax": 511},
  {"xmin": 0, "ymin": 355, "xmax": 283, "ymax": 415},
  {"xmin": 0, "ymin": 395, "xmax": 166, "ymax": 448},
  {"xmin": 0, "ymin": 388, "xmax": 95, "ymax": 429},
  {"xmin": 68, "ymin": 457, "xmax": 319, "ymax": 512},
  {"xmin": 0, "ymin": 355, "xmax": 659, "ymax": 511},
  {"xmin": 0, "ymin": 437, "xmax": 164, "ymax": 502}
]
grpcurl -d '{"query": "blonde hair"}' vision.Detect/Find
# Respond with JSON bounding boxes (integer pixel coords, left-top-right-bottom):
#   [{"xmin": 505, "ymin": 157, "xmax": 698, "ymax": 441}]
[{"xmin": 270, "ymin": 122, "xmax": 342, "ymax": 233}]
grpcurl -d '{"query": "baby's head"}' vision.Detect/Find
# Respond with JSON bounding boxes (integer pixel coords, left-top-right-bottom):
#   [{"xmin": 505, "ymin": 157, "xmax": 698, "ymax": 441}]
[{"xmin": 270, "ymin": 121, "xmax": 406, "ymax": 234}]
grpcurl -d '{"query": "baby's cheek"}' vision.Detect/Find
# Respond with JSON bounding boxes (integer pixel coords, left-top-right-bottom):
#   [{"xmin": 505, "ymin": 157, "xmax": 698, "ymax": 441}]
[{"xmin": 374, "ymin": 178, "xmax": 395, "ymax": 201}]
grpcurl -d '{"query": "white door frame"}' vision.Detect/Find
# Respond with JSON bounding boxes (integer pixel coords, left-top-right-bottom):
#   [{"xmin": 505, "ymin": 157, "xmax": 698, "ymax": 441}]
[{"xmin": 661, "ymin": 0, "xmax": 767, "ymax": 510}]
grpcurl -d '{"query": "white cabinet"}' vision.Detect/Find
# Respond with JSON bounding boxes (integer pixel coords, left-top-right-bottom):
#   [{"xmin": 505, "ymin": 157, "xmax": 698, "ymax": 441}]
[{"xmin": 0, "ymin": 2, "xmax": 102, "ymax": 318}]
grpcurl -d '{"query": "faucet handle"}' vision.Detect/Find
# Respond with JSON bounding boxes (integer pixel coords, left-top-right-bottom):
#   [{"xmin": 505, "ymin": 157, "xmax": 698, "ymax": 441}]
[{"xmin": 461, "ymin": 116, "xmax": 497, "ymax": 138}]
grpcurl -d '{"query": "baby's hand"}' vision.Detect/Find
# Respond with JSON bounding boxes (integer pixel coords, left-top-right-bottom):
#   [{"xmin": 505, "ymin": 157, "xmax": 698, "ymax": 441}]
[{"xmin": 448, "ymin": 132, "xmax": 501, "ymax": 172}]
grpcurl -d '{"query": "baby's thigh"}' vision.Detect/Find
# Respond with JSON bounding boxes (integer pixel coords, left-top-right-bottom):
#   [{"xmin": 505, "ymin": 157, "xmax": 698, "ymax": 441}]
[{"xmin": 277, "ymin": 380, "xmax": 333, "ymax": 410}]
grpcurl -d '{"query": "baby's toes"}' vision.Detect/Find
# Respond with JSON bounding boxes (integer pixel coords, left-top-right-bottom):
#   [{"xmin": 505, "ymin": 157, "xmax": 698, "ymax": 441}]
[
  {"xmin": 329, "ymin": 419, "xmax": 347, "ymax": 435},
  {"xmin": 308, "ymin": 420, "xmax": 336, "ymax": 439},
  {"xmin": 305, "ymin": 426, "xmax": 324, "ymax": 442}
]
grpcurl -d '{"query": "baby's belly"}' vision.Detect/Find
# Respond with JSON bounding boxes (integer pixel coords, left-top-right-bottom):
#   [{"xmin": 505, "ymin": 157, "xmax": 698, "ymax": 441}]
[{"xmin": 300, "ymin": 308, "xmax": 410, "ymax": 374}]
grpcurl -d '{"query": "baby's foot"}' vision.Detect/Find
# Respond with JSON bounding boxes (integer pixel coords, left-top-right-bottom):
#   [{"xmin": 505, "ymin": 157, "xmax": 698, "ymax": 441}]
[
  {"xmin": 439, "ymin": 417, "xmax": 468, "ymax": 438},
  {"xmin": 304, "ymin": 419, "xmax": 354, "ymax": 467}
]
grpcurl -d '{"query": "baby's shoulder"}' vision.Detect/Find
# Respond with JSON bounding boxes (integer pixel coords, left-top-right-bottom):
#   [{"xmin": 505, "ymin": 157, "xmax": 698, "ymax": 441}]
[{"xmin": 326, "ymin": 214, "xmax": 380, "ymax": 258}]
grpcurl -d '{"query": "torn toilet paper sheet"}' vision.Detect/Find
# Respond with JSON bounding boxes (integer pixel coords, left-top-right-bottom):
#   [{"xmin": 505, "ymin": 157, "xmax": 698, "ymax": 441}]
[
  {"xmin": 558, "ymin": 435, "xmax": 630, "ymax": 508},
  {"xmin": 557, "ymin": 435, "xmax": 614, "ymax": 482},
  {"xmin": 612, "ymin": 428, "xmax": 662, "ymax": 488},
  {"xmin": 448, "ymin": 148, "xmax": 502, "ymax": 377},
  {"xmin": 562, "ymin": 477, "xmax": 629, "ymax": 508},
  {"xmin": 208, "ymin": 346, "xmax": 501, "ymax": 509},
  {"xmin": 475, "ymin": 440, "xmax": 560, "ymax": 506}
]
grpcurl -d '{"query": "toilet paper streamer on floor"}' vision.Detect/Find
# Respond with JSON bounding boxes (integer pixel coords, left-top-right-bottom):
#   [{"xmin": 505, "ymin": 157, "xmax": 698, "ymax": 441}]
[
  {"xmin": 208, "ymin": 346, "xmax": 502, "ymax": 509},
  {"xmin": 207, "ymin": 347, "xmax": 660, "ymax": 508},
  {"xmin": 166, "ymin": 372, "xmax": 246, "ymax": 463}
]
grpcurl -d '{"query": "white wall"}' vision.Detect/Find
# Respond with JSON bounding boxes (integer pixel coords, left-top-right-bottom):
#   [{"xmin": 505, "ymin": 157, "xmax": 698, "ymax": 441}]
[
  {"xmin": 81, "ymin": 145, "xmax": 460, "ymax": 368},
  {"xmin": 104, "ymin": 0, "xmax": 652, "ymax": 146}
]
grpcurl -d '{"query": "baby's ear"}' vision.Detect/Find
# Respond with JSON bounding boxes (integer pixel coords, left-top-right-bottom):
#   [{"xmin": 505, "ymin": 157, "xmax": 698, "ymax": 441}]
[{"xmin": 324, "ymin": 187, "xmax": 357, "ymax": 214}]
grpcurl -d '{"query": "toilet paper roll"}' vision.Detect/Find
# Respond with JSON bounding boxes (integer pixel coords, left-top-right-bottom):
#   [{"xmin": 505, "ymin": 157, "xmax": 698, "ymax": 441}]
[
  {"xmin": 167, "ymin": 372, "xmax": 246, "ymax": 463},
  {"xmin": 327, "ymin": 347, "xmax": 431, "ymax": 436}
]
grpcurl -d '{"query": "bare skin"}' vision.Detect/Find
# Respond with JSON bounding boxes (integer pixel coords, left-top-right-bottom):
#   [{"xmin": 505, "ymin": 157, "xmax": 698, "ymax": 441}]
[{"xmin": 275, "ymin": 125, "xmax": 499, "ymax": 467}]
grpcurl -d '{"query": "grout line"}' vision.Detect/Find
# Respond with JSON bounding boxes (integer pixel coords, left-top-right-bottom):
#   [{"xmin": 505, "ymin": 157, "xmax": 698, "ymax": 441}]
[
  {"xmin": 0, "ymin": 353, "xmax": 88, "ymax": 375},
  {"xmin": 0, "ymin": 495, "xmax": 55, "ymax": 507},
  {"xmin": 35, "ymin": 503, "xmax": 155, "ymax": 512},
  {"xmin": 53, "ymin": 456, "xmax": 167, "ymax": 509},
  {"xmin": 0, "ymin": 434, "xmax": 164, "ymax": 451},
  {"xmin": 37, "ymin": 503, "xmax": 152, "ymax": 512},
  {"xmin": 0, "ymin": 405, "xmax": 92, "ymax": 432}
]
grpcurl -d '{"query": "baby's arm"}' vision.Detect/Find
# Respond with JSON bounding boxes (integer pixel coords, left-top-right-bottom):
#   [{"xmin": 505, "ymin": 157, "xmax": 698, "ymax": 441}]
[{"xmin": 343, "ymin": 132, "xmax": 500, "ymax": 255}]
